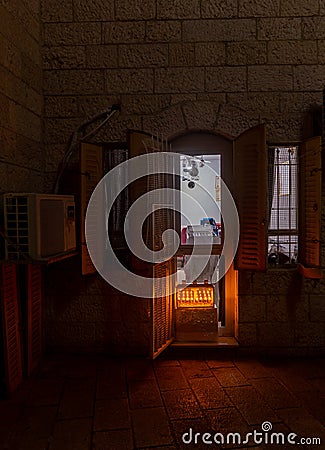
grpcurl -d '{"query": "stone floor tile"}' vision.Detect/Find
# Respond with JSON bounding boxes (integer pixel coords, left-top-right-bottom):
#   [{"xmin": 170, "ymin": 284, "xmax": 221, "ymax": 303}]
[
  {"xmin": 225, "ymin": 386, "xmax": 279, "ymax": 425},
  {"xmin": 205, "ymin": 407, "xmax": 251, "ymax": 439},
  {"xmin": 138, "ymin": 447, "xmax": 177, "ymax": 450},
  {"xmin": 0, "ymin": 402, "xmax": 23, "ymax": 427},
  {"xmin": 15, "ymin": 406, "xmax": 57, "ymax": 439},
  {"xmin": 206, "ymin": 360, "xmax": 235, "ymax": 369},
  {"xmin": 261, "ymin": 363, "xmax": 315, "ymax": 393},
  {"xmin": 128, "ymin": 379, "xmax": 163, "ymax": 409},
  {"xmin": 94, "ymin": 398, "xmax": 130, "ymax": 431},
  {"xmin": 250, "ymin": 377, "xmax": 301, "ymax": 409},
  {"xmin": 234, "ymin": 359, "xmax": 271, "ymax": 379},
  {"xmin": 97, "ymin": 358, "xmax": 126, "ymax": 376},
  {"xmin": 249, "ymin": 422, "xmax": 293, "ymax": 450},
  {"xmin": 64, "ymin": 376, "xmax": 97, "ymax": 392},
  {"xmin": 308, "ymin": 377, "xmax": 325, "ymax": 392},
  {"xmin": 155, "ymin": 366, "xmax": 188, "ymax": 391},
  {"xmin": 96, "ymin": 372, "xmax": 127, "ymax": 399},
  {"xmin": 162, "ymin": 389, "xmax": 202, "ymax": 420},
  {"xmin": 126, "ymin": 358, "xmax": 155, "ymax": 380},
  {"xmin": 296, "ymin": 390, "xmax": 325, "ymax": 423},
  {"xmin": 278, "ymin": 369, "xmax": 316, "ymax": 393},
  {"xmin": 52, "ymin": 418, "xmax": 92, "ymax": 442},
  {"xmin": 49, "ymin": 440, "xmax": 90, "ymax": 450},
  {"xmin": 171, "ymin": 418, "xmax": 213, "ymax": 450},
  {"xmin": 58, "ymin": 399, "xmax": 93, "ymax": 421},
  {"xmin": 153, "ymin": 358, "xmax": 180, "ymax": 367},
  {"xmin": 208, "ymin": 408, "xmax": 280, "ymax": 449},
  {"xmin": 287, "ymin": 358, "xmax": 325, "ymax": 380},
  {"xmin": 190, "ymin": 377, "xmax": 233, "ymax": 409},
  {"xmin": 8, "ymin": 437, "xmax": 50, "ymax": 450},
  {"xmin": 7, "ymin": 388, "xmax": 28, "ymax": 406},
  {"xmin": 22, "ymin": 378, "xmax": 63, "ymax": 406},
  {"xmin": 276, "ymin": 407, "xmax": 325, "ymax": 440},
  {"xmin": 0, "ymin": 428, "xmax": 11, "ymax": 449},
  {"xmin": 38, "ymin": 356, "xmax": 69, "ymax": 378},
  {"xmin": 62, "ymin": 357, "xmax": 98, "ymax": 378},
  {"xmin": 213, "ymin": 367, "xmax": 251, "ymax": 387},
  {"xmin": 58, "ymin": 379, "xmax": 95, "ymax": 419},
  {"xmin": 132, "ymin": 407, "xmax": 174, "ymax": 448},
  {"xmin": 1, "ymin": 355, "xmax": 325, "ymax": 450},
  {"xmin": 180, "ymin": 360, "xmax": 213, "ymax": 379},
  {"xmin": 41, "ymin": 355, "xmax": 97, "ymax": 379},
  {"xmin": 92, "ymin": 430, "xmax": 133, "ymax": 450}
]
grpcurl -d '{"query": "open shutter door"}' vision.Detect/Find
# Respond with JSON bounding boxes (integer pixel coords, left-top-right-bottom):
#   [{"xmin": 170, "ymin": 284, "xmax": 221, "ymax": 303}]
[
  {"xmin": 80, "ymin": 142, "xmax": 103, "ymax": 275},
  {"xmin": 234, "ymin": 124, "xmax": 267, "ymax": 271},
  {"xmin": 129, "ymin": 130, "xmax": 176, "ymax": 252},
  {"xmin": 0, "ymin": 263, "xmax": 23, "ymax": 395},
  {"xmin": 129, "ymin": 130, "xmax": 175, "ymax": 358},
  {"xmin": 298, "ymin": 136, "xmax": 322, "ymax": 277},
  {"xmin": 128, "ymin": 131, "xmax": 153, "ymax": 249},
  {"xmin": 150, "ymin": 260, "xmax": 174, "ymax": 359},
  {"xmin": 27, "ymin": 264, "xmax": 42, "ymax": 376}
]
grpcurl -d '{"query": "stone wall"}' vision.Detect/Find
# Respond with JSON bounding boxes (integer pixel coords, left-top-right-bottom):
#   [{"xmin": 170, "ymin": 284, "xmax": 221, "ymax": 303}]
[
  {"xmin": 0, "ymin": 1, "xmax": 43, "ymax": 194},
  {"xmin": 43, "ymin": 258, "xmax": 150, "ymax": 355},
  {"xmin": 40, "ymin": 0, "xmax": 325, "ymax": 355},
  {"xmin": 238, "ymin": 271, "xmax": 325, "ymax": 356}
]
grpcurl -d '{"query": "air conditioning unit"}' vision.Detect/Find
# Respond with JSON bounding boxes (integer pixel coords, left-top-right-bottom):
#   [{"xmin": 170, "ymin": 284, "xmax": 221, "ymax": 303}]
[{"xmin": 3, "ymin": 193, "xmax": 76, "ymax": 260}]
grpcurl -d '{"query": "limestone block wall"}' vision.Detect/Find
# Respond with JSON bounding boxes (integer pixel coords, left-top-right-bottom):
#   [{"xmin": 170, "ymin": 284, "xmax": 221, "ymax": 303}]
[
  {"xmin": 0, "ymin": 1, "xmax": 43, "ymax": 194},
  {"xmin": 238, "ymin": 270, "xmax": 325, "ymax": 356},
  {"xmin": 41, "ymin": 0, "xmax": 325, "ymax": 355},
  {"xmin": 43, "ymin": 259, "xmax": 150, "ymax": 355}
]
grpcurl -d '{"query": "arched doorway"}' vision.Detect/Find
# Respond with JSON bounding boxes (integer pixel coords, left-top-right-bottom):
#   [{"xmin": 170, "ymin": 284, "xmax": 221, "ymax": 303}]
[{"xmin": 170, "ymin": 131, "xmax": 237, "ymax": 341}]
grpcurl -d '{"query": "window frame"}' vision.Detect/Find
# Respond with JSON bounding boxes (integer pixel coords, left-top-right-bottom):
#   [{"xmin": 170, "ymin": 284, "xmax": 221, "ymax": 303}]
[
  {"xmin": 234, "ymin": 127, "xmax": 322, "ymax": 275},
  {"xmin": 267, "ymin": 144, "xmax": 299, "ymax": 268},
  {"xmin": 170, "ymin": 131, "xmax": 233, "ymax": 257}
]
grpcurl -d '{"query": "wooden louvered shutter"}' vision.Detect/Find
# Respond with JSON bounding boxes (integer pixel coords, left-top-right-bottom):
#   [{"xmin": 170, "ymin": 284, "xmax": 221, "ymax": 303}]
[
  {"xmin": 80, "ymin": 142, "xmax": 103, "ymax": 275},
  {"xmin": 298, "ymin": 136, "xmax": 322, "ymax": 277},
  {"xmin": 0, "ymin": 263, "xmax": 22, "ymax": 395},
  {"xmin": 151, "ymin": 260, "xmax": 174, "ymax": 359},
  {"xmin": 129, "ymin": 130, "xmax": 170, "ymax": 253},
  {"xmin": 128, "ymin": 130, "xmax": 175, "ymax": 358},
  {"xmin": 150, "ymin": 151, "xmax": 175, "ymax": 359},
  {"xmin": 150, "ymin": 147, "xmax": 175, "ymax": 256},
  {"xmin": 27, "ymin": 264, "xmax": 42, "ymax": 375},
  {"xmin": 234, "ymin": 124, "xmax": 267, "ymax": 271},
  {"xmin": 128, "ymin": 131, "xmax": 153, "ymax": 249}
]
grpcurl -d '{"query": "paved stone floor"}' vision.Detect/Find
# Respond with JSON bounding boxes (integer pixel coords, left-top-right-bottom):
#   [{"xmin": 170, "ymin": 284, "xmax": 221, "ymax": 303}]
[{"xmin": 0, "ymin": 354, "xmax": 324, "ymax": 449}]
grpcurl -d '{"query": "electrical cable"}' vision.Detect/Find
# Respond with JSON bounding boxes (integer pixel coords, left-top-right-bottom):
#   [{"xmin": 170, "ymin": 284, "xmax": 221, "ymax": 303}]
[{"xmin": 53, "ymin": 104, "xmax": 121, "ymax": 194}]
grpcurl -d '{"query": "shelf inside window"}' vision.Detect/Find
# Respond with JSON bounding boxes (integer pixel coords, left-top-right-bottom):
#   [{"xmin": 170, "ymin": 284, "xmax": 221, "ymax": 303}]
[{"xmin": 0, "ymin": 251, "xmax": 78, "ymax": 265}]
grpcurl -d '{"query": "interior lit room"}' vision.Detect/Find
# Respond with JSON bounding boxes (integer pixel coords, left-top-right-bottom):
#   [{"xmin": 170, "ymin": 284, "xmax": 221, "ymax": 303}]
[{"xmin": 0, "ymin": 1, "xmax": 324, "ymax": 449}]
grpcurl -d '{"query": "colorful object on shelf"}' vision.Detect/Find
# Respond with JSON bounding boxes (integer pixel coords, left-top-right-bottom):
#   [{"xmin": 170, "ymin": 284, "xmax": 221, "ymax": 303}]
[{"xmin": 200, "ymin": 218, "xmax": 221, "ymax": 236}]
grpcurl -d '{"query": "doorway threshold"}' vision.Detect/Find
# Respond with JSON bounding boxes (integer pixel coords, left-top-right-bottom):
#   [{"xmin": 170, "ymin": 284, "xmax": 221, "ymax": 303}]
[{"xmin": 171, "ymin": 337, "xmax": 238, "ymax": 348}]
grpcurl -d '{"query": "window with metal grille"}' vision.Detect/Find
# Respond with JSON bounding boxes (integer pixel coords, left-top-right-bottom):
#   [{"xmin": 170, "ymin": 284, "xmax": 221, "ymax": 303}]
[
  {"xmin": 268, "ymin": 146, "xmax": 298, "ymax": 266},
  {"xmin": 103, "ymin": 144, "xmax": 129, "ymax": 249}
]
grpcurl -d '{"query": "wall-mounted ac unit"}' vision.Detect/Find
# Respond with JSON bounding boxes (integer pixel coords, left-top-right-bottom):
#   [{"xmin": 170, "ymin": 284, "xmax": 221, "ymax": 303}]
[{"xmin": 3, "ymin": 193, "xmax": 76, "ymax": 260}]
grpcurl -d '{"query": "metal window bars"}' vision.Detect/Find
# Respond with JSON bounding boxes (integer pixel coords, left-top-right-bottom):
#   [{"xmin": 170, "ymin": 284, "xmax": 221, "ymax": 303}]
[{"xmin": 268, "ymin": 146, "xmax": 298, "ymax": 265}]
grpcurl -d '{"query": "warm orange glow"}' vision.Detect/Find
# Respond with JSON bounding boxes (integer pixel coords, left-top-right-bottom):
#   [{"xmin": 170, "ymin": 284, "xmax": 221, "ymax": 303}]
[{"xmin": 176, "ymin": 284, "xmax": 214, "ymax": 308}]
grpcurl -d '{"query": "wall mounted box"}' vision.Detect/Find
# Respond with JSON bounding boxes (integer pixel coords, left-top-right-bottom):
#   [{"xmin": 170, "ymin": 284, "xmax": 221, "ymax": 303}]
[{"xmin": 3, "ymin": 193, "xmax": 76, "ymax": 260}]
